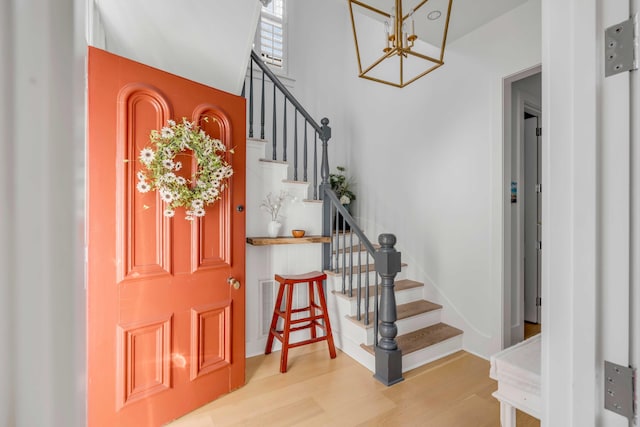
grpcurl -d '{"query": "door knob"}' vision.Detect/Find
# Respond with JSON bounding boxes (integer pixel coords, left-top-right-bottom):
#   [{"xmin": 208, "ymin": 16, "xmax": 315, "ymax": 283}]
[{"xmin": 227, "ymin": 277, "xmax": 241, "ymax": 290}]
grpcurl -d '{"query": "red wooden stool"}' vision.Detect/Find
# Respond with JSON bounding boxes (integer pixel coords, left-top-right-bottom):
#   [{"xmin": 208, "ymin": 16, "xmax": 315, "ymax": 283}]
[{"xmin": 265, "ymin": 271, "xmax": 337, "ymax": 373}]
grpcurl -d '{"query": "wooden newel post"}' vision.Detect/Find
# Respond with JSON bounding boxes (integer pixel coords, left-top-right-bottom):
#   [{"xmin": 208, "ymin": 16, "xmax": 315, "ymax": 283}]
[
  {"xmin": 374, "ymin": 233, "xmax": 404, "ymax": 386},
  {"xmin": 319, "ymin": 118, "xmax": 332, "ymax": 271}
]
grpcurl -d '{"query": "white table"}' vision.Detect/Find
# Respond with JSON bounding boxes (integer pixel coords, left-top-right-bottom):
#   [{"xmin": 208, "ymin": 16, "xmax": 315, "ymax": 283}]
[{"xmin": 489, "ymin": 334, "xmax": 541, "ymax": 426}]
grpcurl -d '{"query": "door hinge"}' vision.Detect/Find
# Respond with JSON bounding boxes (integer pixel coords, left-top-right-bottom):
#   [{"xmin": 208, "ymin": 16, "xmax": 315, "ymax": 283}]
[
  {"xmin": 536, "ymin": 183, "xmax": 542, "ymax": 193},
  {"xmin": 536, "ymin": 127, "xmax": 542, "ymax": 137},
  {"xmin": 605, "ymin": 14, "xmax": 639, "ymax": 77},
  {"xmin": 536, "ymin": 297, "xmax": 542, "ymax": 307},
  {"xmin": 536, "ymin": 241, "xmax": 542, "ymax": 251},
  {"xmin": 604, "ymin": 361, "xmax": 636, "ymax": 420}
]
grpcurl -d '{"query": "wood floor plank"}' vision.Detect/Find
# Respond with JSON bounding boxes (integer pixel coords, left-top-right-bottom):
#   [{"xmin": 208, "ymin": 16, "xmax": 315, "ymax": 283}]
[
  {"xmin": 525, "ymin": 321, "xmax": 541, "ymax": 339},
  {"xmin": 167, "ymin": 343, "xmax": 540, "ymax": 427}
]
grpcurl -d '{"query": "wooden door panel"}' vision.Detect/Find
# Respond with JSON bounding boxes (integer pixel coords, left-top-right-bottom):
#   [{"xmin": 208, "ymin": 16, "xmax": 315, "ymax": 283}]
[
  {"xmin": 193, "ymin": 209, "xmax": 230, "ymax": 271},
  {"xmin": 190, "ymin": 302, "xmax": 232, "ymax": 380},
  {"xmin": 116, "ymin": 316, "xmax": 172, "ymax": 410},
  {"xmin": 118, "ymin": 85, "xmax": 173, "ymax": 282},
  {"xmin": 190, "ymin": 105, "xmax": 234, "ymax": 272},
  {"xmin": 88, "ymin": 46, "xmax": 246, "ymax": 426}
]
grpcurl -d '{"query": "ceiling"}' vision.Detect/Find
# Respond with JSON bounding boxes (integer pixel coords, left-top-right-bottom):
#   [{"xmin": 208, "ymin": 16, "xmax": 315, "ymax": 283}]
[
  {"xmin": 440, "ymin": 0, "xmax": 529, "ymax": 42},
  {"xmin": 91, "ymin": 0, "xmax": 530, "ymax": 93},
  {"xmin": 352, "ymin": 0, "xmax": 530, "ymax": 44}
]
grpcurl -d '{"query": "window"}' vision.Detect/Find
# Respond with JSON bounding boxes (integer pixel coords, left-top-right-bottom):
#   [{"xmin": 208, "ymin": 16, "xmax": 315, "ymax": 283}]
[{"xmin": 257, "ymin": 0, "xmax": 285, "ymax": 69}]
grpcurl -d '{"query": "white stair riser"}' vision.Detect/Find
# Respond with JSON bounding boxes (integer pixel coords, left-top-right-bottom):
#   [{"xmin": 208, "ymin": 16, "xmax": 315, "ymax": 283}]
[
  {"xmin": 401, "ymin": 335, "xmax": 463, "ymax": 373},
  {"xmin": 331, "ymin": 286, "xmax": 423, "ymax": 316},
  {"xmin": 333, "ymin": 334, "xmax": 375, "ymax": 372},
  {"xmin": 331, "ymin": 326, "xmax": 462, "ymax": 374},
  {"xmin": 329, "ymin": 250, "xmax": 373, "ymax": 269},
  {"xmin": 342, "ymin": 308, "xmax": 443, "ymax": 346},
  {"xmin": 325, "ymin": 268, "xmax": 408, "ymax": 293},
  {"xmin": 280, "ymin": 180, "xmax": 311, "ymax": 202}
]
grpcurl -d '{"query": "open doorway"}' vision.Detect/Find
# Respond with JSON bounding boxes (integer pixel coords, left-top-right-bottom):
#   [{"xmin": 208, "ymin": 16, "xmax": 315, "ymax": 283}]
[{"xmin": 502, "ymin": 66, "xmax": 542, "ymax": 348}]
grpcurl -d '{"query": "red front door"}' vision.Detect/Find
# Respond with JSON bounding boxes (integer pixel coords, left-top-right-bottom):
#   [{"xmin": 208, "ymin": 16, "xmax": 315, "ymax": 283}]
[{"xmin": 87, "ymin": 47, "xmax": 246, "ymax": 426}]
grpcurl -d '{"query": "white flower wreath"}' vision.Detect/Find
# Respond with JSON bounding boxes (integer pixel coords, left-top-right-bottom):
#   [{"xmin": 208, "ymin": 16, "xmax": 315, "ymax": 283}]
[{"xmin": 136, "ymin": 117, "xmax": 234, "ymax": 220}]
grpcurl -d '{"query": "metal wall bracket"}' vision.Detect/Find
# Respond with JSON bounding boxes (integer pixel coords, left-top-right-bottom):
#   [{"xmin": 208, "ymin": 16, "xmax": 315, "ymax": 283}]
[
  {"xmin": 605, "ymin": 15, "xmax": 638, "ymax": 77},
  {"xmin": 604, "ymin": 361, "xmax": 635, "ymax": 420}
]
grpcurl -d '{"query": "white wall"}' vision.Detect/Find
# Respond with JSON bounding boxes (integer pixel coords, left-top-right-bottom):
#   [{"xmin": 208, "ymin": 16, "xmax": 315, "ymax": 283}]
[
  {"xmin": 291, "ymin": 0, "xmax": 541, "ymax": 357},
  {"xmin": 542, "ymin": 0, "xmax": 639, "ymax": 424},
  {"xmin": 0, "ymin": 0, "xmax": 86, "ymax": 425},
  {"xmin": 287, "ymin": 0, "xmax": 352, "ymax": 176}
]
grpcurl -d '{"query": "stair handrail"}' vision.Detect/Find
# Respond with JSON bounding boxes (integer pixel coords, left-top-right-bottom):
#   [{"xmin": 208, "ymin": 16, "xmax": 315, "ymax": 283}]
[
  {"xmin": 244, "ymin": 51, "xmax": 329, "ymax": 199},
  {"xmin": 250, "ymin": 51, "xmax": 322, "ymax": 133},
  {"xmin": 322, "ymin": 187, "xmax": 404, "ymax": 386},
  {"xmin": 323, "ymin": 189, "xmax": 376, "ymax": 253}
]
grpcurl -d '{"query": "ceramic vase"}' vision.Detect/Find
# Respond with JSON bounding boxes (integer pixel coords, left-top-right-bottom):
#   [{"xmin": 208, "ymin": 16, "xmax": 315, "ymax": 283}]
[{"xmin": 267, "ymin": 220, "xmax": 281, "ymax": 238}]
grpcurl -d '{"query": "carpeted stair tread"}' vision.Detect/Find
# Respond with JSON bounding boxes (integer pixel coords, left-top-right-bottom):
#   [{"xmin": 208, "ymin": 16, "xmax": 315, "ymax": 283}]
[
  {"xmin": 332, "ymin": 279, "xmax": 424, "ymax": 300},
  {"xmin": 360, "ymin": 322, "xmax": 463, "ymax": 356},
  {"xmin": 348, "ymin": 300, "xmax": 442, "ymax": 328}
]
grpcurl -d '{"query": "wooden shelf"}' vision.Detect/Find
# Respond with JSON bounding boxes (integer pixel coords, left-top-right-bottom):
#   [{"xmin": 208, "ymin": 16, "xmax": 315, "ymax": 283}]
[{"xmin": 246, "ymin": 235, "xmax": 330, "ymax": 246}]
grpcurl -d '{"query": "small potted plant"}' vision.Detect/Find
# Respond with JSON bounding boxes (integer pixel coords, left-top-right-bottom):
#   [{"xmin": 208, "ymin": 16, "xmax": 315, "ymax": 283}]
[
  {"xmin": 330, "ymin": 166, "xmax": 355, "ymax": 230},
  {"xmin": 330, "ymin": 166, "xmax": 356, "ymax": 209}
]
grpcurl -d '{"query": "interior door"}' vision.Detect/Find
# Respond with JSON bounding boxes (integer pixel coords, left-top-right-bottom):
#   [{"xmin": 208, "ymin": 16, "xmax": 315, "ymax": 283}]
[
  {"xmin": 87, "ymin": 47, "xmax": 246, "ymax": 426},
  {"xmin": 524, "ymin": 115, "xmax": 541, "ymax": 324}
]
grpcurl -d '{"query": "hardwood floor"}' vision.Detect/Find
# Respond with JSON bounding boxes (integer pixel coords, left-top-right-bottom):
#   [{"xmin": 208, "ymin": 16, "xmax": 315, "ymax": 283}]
[
  {"xmin": 524, "ymin": 322, "xmax": 541, "ymax": 339},
  {"xmin": 167, "ymin": 344, "xmax": 540, "ymax": 426}
]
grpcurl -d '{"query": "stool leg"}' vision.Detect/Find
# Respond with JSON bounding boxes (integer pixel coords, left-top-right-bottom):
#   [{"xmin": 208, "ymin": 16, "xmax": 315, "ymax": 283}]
[
  {"xmin": 265, "ymin": 282, "xmax": 286, "ymax": 355},
  {"xmin": 315, "ymin": 279, "xmax": 336, "ymax": 359},
  {"xmin": 308, "ymin": 281, "xmax": 317, "ymax": 339},
  {"xmin": 280, "ymin": 283, "xmax": 295, "ymax": 373}
]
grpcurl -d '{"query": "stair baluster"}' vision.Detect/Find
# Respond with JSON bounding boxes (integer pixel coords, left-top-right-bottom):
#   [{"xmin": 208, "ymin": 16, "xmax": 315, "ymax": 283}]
[
  {"xmin": 349, "ymin": 231, "xmax": 354, "ymax": 298},
  {"xmin": 272, "ymin": 84, "xmax": 277, "ymax": 160},
  {"xmin": 260, "ymin": 69, "xmax": 265, "ymax": 140},
  {"xmin": 283, "ymin": 98, "xmax": 287, "ymax": 161},
  {"xmin": 294, "ymin": 111, "xmax": 298, "ymax": 181},
  {"xmin": 342, "ymin": 219, "xmax": 347, "ymax": 294},
  {"xmin": 365, "ymin": 253, "xmax": 370, "ymax": 326},
  {"xmin": 303, "ymin": 121, "xmax": 308, "ymax": 182},
  {"xmin": 249, "ymin": 65, "xmax": 253, "ymax": 138},
  {"xmin": 357, "ymin": 237, "xmax": 362, "ymax": 321},
  {"xmin": 313, "ymin": 132, "xmax": 318, "ymax": 199}
]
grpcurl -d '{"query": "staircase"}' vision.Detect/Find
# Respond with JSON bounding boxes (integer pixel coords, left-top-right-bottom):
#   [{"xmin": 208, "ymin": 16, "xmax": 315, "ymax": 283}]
[
  {"xmin": 243, "ymin": 51, "xmax": 464, "ymax": 383},
  {"xmin": 324, "ymin": 236, "xmax": 463, "ymax": 375}
]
